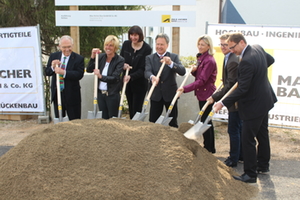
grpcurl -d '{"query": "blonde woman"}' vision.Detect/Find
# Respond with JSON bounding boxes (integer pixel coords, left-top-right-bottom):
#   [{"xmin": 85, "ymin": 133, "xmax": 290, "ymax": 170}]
[
  {"xmin": 86, "ymin": 35, "xmax": 125, "ymax": 119},
  {"xmin": 178, "ymin": 35, "xmax": 217, "ymax": 153}
]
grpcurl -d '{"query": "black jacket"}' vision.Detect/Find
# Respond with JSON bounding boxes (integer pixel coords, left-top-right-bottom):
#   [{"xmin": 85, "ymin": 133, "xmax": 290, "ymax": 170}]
[
  {"xmin": 45, "ymin": 51, "xmax": 84, "ymax": 105},
  {"xmin": 86, "ymin": 53, "xmax": 124, "ymax": 96},
  {"xmin": 223, "ymin": 45, "xmax": 277, "ymax": 120}
]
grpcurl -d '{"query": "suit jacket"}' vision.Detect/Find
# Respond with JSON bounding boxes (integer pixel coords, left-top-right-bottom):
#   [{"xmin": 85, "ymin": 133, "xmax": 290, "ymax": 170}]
[
  {"xmin": 212, "ymin": 53, "xmax": 239, "ymax": 112},
  {"xmin": 120, "ymin": 40, "xmax": 152, "ymax": 93},
  {"xmin": 183, "ymin": 51, "xmax": 217, "ymax": 101},
  {"xmin": 86, "ymin": 53, "xmax": 124, "ymax": 95},
  {"xmin": 45, "ymin": 51, "xmax": 84, "ymax": 105},
  {"xmin": 145, "ymin": 52, "xmax": 186, "ymax": 102},
  {"xmin": 223, "ymin": 45, "xmax": 277, "ymax": 120}
]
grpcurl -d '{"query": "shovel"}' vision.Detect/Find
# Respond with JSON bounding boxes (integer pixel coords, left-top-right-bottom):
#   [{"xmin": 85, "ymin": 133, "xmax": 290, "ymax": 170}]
[
  {"xmin": 53, "ymin": 64, "xmax": 69, "ymax": 124},
  {"xmin": 132, "ymin": 62, "xmax": 166, "ymax": 121},
  {"xmin": 184, "ymin": 82, "xmax": 238, "ymax": 140},
  {"xmin": 118, "ymin": 67, "xmax": 131, "ymax": 118},
  {"xmin": 87, "ymin": 53, "xmax": 102, "ymax": 119},
  {"xmin": 155, "ymin": 66, "xmax": 194, "ymax": 126},
  {"xmin": 190, "ymin": 82, "xmax": 223, "ymax": 124}
]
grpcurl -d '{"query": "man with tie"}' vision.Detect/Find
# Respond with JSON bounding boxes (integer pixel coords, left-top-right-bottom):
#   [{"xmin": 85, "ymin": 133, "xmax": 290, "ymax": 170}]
[
  {"xmin": 207, "ymin": 34, "xmax": 242, "ymax": 167},
  {"xmin": 214, "ymin": 33, "xmax": 277, "ymax": 183},
  {"xmin": 45, "ymin": 35, "xmax": 84, "ymax": 120},
  {"xmin": 144, "ymin": 33, "xmax": 186, "ymax": 128}
]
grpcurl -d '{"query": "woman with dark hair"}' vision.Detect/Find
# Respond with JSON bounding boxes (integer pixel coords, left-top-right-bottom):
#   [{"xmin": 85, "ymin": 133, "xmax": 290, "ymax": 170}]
[{"xmin": 120, "ymin": 25, "xmax": 152, "ymax": 119}]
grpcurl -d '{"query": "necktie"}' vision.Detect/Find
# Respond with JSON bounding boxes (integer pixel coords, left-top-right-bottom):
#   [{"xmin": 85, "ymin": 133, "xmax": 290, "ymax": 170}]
[{"xmin": 59, "ymin": 57, "xmax": 66, "ymax": 91}]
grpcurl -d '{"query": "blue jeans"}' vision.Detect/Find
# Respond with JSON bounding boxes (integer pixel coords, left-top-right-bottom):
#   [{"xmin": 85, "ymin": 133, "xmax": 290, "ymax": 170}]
[{"xmin": 228, "ymin": 111, "xmax": 243, "ymax": 163}]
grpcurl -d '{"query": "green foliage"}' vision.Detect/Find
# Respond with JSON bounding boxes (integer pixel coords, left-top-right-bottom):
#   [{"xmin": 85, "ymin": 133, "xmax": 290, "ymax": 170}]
[
  {"xmin": 0, "ymin": 1, "xmax": 144, "ymax": 56},
  {"xmin": 180, "ymin": 55, "xmax": 197, "ymax": 68},
  {"xmin": 0, "ymin": 1, "xmax": 144, "ymax": 112}
]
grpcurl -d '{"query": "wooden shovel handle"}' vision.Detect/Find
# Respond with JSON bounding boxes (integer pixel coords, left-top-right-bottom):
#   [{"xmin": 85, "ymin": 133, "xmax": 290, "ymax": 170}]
[
  {"xmin": 55, "ymin": 64, "xmax": 62, "ymax": 106},
  {"xmin": 170, "ymin": 67, "xmax": 193, "ymax": 106},
  {"xmin": 146, "ymin": 62, "xmax": 166, "ymax": 100},
  {"xmin": 93, "ymin": 53, "xmax": 99, "ymax": 98},
  {"xmin": 220, "ymin": 82, "xmax": 238, "ymax": 101},
  {"xmin": 120, "ymin": 67, "xmax": 131, "ymax": 104}
]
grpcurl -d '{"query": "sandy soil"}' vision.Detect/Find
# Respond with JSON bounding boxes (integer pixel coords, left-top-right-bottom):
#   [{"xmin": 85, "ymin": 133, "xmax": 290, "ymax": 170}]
[{"xmin": 1, "ymin": 118, "xmax": 299, "ymax": 161}]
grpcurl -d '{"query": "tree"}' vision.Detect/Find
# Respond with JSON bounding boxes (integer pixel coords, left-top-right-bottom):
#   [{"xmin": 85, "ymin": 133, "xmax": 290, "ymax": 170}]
[
  {"xmin": 0, "ymin": 0, "xmax": 144, "ymax": 57},
  {"xmin": 0, "ymin": 0, "xmax": 145, "ymax": 113}
]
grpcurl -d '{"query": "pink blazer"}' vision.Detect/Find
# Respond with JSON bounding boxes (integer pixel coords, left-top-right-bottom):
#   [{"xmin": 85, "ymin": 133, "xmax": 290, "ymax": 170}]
[{"xmin": 183, "ymin": 51, "xmax": 217, "ymax": 101}]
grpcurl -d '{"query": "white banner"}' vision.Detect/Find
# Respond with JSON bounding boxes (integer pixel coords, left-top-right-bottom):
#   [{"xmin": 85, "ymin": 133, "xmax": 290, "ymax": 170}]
[
  {"xmin": 55, "ymin": 0, "xmax": 196, "ymax": 6},
  {"xmin": 0, "ymin": 26, "xmax": 45, "ymax": 113},
  {"xmin": 207, "ymin": 24, "xmax": 300, "ymax": 127},
  {"xmin": 55, "ymin": 11, "xmax": 196, "ymax": 27}
]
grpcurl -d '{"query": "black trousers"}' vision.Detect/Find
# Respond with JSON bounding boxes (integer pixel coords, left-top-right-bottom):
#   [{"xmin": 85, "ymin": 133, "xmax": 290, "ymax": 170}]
[
  {"xmin": 149, "ymin": 98, "xmax": 178, "ymax": 128},
  {"xmin": 97, "ymin": 91, "xmax": 120, "ymax": 119},
  {"xmin": 198, "ymin": 100, "xmax": 215, "ymax": 153},
  {"xmin": 242, "ymin": 112, "xmax": 270, "ymax": 178},
  {"xmin": 53, "ymin": 91, "xmax": 81, "ymax": 120},
  {"xmin": 125, "ymin": 86, "xmax": 147, "ymax": 119}
]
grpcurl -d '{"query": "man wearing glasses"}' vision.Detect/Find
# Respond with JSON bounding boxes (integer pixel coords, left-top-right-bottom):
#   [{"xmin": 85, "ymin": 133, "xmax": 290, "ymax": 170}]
[
  {"xmin": 207, "ymin": 34, "xmax": 242, "ymax": 168},
  {"xmin": 214, "ymin": 33, "xmax": 277, "ymax": 183}
]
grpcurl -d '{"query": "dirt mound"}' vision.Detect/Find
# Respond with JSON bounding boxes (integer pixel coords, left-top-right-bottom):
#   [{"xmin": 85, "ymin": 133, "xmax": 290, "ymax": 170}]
[{"xmin": 0, "ymin": 118, "xmax": 257, "ymax": 199}]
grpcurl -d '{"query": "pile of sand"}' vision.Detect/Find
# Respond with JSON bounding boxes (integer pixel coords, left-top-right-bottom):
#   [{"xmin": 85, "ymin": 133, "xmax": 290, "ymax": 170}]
[{"xmin": 0, "ymin": 118, "xmax": 257, "ymax": 199}]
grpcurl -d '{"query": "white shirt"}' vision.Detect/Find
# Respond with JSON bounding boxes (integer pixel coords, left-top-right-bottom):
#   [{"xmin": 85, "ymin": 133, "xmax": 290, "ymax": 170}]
[{"xmin": 99, "ymin": 62, "xmax": 109, "ymax": 90}]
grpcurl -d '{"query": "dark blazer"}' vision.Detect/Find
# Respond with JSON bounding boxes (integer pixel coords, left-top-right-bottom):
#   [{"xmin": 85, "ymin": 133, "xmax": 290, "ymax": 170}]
[
  {"xmin": 45, "ymin": 51, "xmax": 84, "ymax": 106},
  {"xmin": 145, "ymin": 52, "xmax": 186, "ymax": 102},
  {"xmin": 223, "ymin": 45, "xmax": 277, "ymax": 120},
  {"xmin": 120, "ymin": 40, "xmax": 152, "ymax": 92},
  {"xmin": 86, "ymin": 53, "xmax": 124, "ymax": 95},
  {"xmin": 212, "ymin": 52, "xmax": 239, "ymax": 112}
]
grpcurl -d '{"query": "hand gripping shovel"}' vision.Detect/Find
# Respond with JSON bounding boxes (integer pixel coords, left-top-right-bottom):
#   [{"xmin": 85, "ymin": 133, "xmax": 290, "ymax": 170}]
[
  {"xmin": 87, "ymin": 53, "xmax": 102, "ymax": 119},
  {"xmin": 189, "ymin": 82, "xmax": 223, "ymax": 124},
  {"xmin": 184, "ymin": 82, "xmax": 238, "ymax": 140},
  {"xmin": 155, "ymin": 66, "xmax": 193, "ymax": 126},
  {"xmin": 132, "ymin": 62, "xmax": 166, "ymax": 121},
  {"xmin": 118, "ymin": 67, "xmax": 131, "ymax": 118},
  {"xmin": 54, "ymin": 64, "xmax": 69, "ymax": 124}
]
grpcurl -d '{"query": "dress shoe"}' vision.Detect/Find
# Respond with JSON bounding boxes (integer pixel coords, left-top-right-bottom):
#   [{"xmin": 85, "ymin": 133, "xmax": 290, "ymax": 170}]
[
  {"xmin": 257, "ymin": 167, "xmax": 270, "ymax": 174},
  {"xmin": 224, "ymin": 157, "xmax": 237, "ymax": 167},
  {"xmin": 233, "ymin": 173, "xmax": 257, "ymax": 183}
]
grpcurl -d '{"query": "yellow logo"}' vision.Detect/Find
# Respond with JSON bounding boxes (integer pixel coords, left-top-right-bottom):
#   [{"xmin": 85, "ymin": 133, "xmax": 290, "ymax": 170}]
[{"xmin": 162, "ymin": 15, "xmax": 171, "ymax": 23}]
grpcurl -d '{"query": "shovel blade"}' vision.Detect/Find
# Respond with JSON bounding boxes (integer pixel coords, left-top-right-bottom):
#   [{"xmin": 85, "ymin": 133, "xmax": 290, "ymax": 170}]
[
  {"xmin": 132, "ymin": 111, "xmax": 148, "ymax": 121},
  {"xmin": 184, "ymin": 121, "xmax": 211, "ymax": 140},
  {"xmin": 155, "ymin": 116, "xmax": 173, "ymax": 126},
  {"xmin": 87, "ymin": 111, "xmax": 102, "ymax": 119},
  {"xmin": 188, "ymin": 120, "xmax": 194, "ymax": 124},
  {"xmin": 53, "ymin": 116, "xmax": 69, "ymax": 124}
]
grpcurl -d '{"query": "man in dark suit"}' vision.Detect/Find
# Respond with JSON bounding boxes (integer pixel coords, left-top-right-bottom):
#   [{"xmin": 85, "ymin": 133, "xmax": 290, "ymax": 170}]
[
  {"xmin": 145, "ymin": 33, "xmax": 186, "ymax": 128},
  {"xmin": 214, "ymin": 33, "xmax": 277, "ymax": 183},
  {"xmin": 207, "ymin": 33, "xmax": 242, "ymax": 167},
  {"xmin": 45, "ymin": 35, "xmax": 84, "ymax": 120}
]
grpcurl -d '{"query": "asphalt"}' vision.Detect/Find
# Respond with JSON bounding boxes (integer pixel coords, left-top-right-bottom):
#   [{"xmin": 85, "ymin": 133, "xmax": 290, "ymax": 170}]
[
  {"xmin": 218, "ymin": 157, "xmax": 300, "ymax": 200},
  {"xmin": 1, "ymin": 146, "xmax": 299, "ymax": 199}
]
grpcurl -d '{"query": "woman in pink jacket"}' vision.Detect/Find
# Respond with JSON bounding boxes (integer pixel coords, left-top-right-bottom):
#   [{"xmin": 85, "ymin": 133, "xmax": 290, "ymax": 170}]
[{"xmin": 178, "ymin": 35, "xmax": 217, "ymax": 153}]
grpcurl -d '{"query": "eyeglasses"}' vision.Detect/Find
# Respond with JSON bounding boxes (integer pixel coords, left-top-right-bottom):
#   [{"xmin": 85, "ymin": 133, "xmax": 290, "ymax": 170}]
[
  {"xmin": 219, "ymin": 43, "xmax": 228, "ymax": 47},
  {"xmin": 229, "ymin": 43, "xmax": 238, "ymax": 50}
]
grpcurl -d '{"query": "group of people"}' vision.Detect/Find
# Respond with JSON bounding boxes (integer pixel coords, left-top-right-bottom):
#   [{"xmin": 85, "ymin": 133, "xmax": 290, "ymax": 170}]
[{"xmin": 46, "ymin": 26, "xmax": 277, "ymax": 184}]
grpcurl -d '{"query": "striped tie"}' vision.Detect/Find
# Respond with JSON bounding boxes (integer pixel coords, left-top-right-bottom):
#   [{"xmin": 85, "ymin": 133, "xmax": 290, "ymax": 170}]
[{"xmin": 59, "ymin": 57, "xmax": 66, "ymax": 91}]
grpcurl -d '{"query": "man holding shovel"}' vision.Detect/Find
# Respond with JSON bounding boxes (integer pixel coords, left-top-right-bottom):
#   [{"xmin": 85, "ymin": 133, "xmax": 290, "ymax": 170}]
[
  {"xmin": 45, "ymin": 35, "xmax": 84, "ymax": 121},
  {"xmin": 145, "ymin": 33, "xmax": 186, "ymax": 128},
  {"xmin": 214, "ymin": 33, "xmax": 277, "ymax": 183},
  {"xmin": 207, "ymin": 34, "xmax": 242, "ymax": 167}
]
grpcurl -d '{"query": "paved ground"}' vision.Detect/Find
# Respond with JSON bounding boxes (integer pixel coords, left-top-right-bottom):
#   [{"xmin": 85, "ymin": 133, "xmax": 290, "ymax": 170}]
[{"xmin": 218, "ymin": 157, "xmax": 300, "ymax": 200}]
